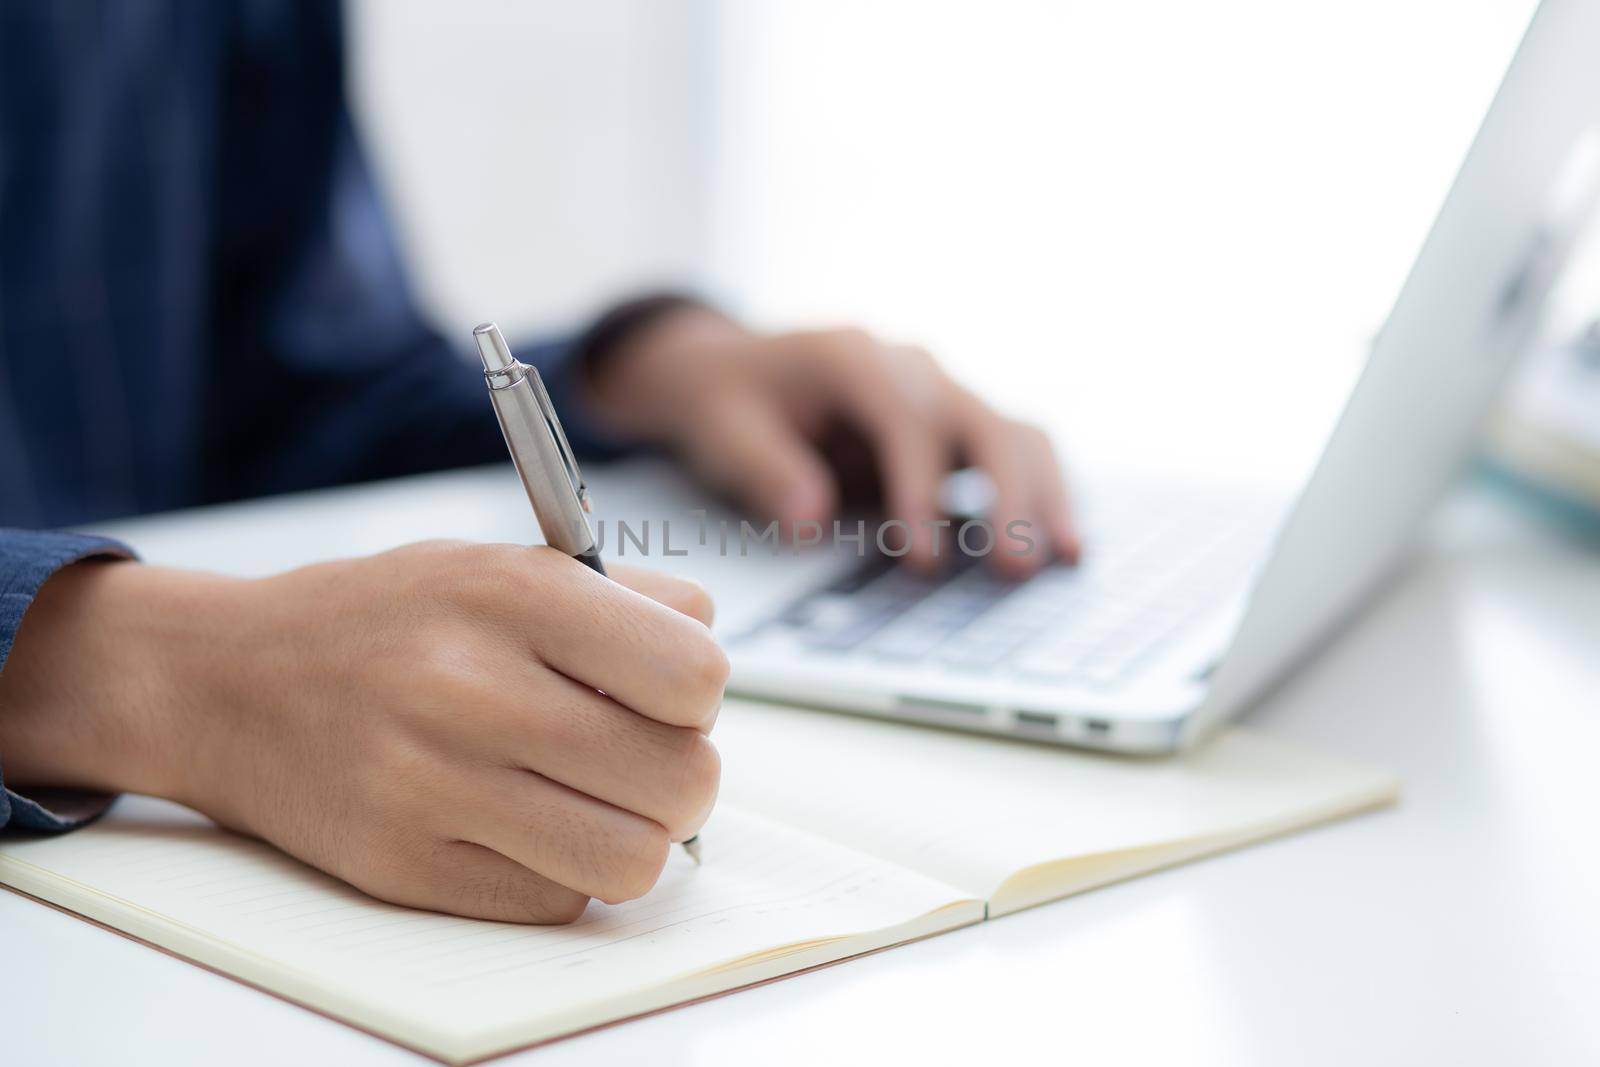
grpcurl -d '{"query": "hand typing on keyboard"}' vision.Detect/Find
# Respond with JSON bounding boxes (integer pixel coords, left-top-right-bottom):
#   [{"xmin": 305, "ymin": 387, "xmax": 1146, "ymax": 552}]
[{"xmin": 584, "ymin": 310, "xmax": 1082, "ymax": 576}]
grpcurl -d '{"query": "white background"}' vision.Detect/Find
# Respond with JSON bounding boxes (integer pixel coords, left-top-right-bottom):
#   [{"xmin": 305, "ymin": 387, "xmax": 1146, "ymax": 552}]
[{"xmin": 350, "ymin": 0, "xmax": 1537, "ymax": 483}]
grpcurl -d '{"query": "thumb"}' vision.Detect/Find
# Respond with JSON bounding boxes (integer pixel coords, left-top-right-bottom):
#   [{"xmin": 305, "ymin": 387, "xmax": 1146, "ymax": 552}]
[{"xmin": 685, "ymin": 398, "xmax": 837, "ymax": 527}]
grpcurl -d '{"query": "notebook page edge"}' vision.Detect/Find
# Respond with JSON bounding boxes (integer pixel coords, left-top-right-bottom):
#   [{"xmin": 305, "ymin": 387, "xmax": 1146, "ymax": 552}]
[
  {"xmin": 717, "ymin": 698, "xmax": 1404, "ymax": 901},
  {"xmin": 985, "ymin": 775, "xmax": 1401, "ymax": 916}
]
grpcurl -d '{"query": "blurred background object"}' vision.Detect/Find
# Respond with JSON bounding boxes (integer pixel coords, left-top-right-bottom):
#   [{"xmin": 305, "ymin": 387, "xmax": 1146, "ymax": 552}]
[
  {"xmin": 350, "ymin": 0, "xmax": 1550, "ymax": 490},
  {"xmin": 1488, "ymin": 152, "xmax": 1600, "ymax": 519}
]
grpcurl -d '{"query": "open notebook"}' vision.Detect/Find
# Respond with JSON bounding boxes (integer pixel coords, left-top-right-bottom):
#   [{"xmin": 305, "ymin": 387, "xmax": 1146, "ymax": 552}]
[{"xmin": 0, "ymin": 699, "xmax": 1397, "ymax": 1063}]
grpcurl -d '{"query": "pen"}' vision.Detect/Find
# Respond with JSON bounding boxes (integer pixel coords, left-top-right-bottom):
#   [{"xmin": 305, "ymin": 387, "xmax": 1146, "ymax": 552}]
[{"xmin": 474, "ymin": 322, "xmax": 702, "ymax": 865}]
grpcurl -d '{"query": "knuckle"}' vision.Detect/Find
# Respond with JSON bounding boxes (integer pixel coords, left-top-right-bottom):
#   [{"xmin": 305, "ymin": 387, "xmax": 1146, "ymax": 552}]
[
  {"xmin": 344, "ymin": 854, "xmax": 431, "ymax": 913},
  {"xmin": 827, "ymin": 325, "xmax": 875, "ymax": 352},
  {"xmin": 349, "ymin": 819, "xmax": 428, "ymax": 885},
  {"xmin": 450, "ymin": 867, "xmax": 591, "ymax": 925},
  {"xmin": 466, "ymin": 543, "xmax": 539, "ymax": 599},
  {"xmin": 667, "ymin": 733, "xmax": 721, "ymax": 837},
  {"xmin": 361, "ymin": 730, "xmax": 433, "ymax": 791},
  {"xmin": 521, "ymin": 542, "xmax": 577, "ymax": 577},
  {"xmin": 392, "ymin": 638, "xmax": 494, "ymax": 730},
  {"xmin": 358, "ymin": 761, "xmax": 441, "ymax": 838},
  {"xmin": 405, "ymin": 628, "xmax": 477, "ymax": 680},
  {"xmin": 681, "ymin": 633, "xmax": 731, "ymax": 705},
  {"xmin": 1016, "ymin": 420, "xmax": 1052, "ymax": 448},
  {"xmin": 393, "ymin": 538, "xmax": 473, "ymax": 561},
  {"xmin": 682, "ymin": 732, "xmax": 723, "ymax": 799},
  {"xmin": 477, "ymin": 540, "xmax": 533, "ymax": 575},
  {"xmin": 599, "ymin": 824, "xmax": 670, "ymax": 905},
  {"xmin": 673, "ymin": 577, "xmax": 716, "ymax": 626},
  {"xmin": 809, "ymin": 326, "xmax": 874, "ymax": 370},
  {"xmin": 525, "ymin": 887, "xmax": 590, "ymax": 925},
  {"xmin": 405, "ymin": 542, "xmax": 522, "ymax": 613}
]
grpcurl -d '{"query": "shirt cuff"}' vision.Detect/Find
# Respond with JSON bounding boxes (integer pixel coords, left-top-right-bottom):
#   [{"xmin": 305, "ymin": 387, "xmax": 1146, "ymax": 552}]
[
  {"xmin": 534, "ymin": 291, "xmax": 715, "ymax": 460},
  {"xmin": 0, "ymin": 530, "xmax": 136, "ymax": 833}
]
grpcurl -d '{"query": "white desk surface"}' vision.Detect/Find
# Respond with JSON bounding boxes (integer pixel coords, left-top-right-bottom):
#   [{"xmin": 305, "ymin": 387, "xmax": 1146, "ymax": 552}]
[{"xmin": 6, "ymin": 460, "xmax": 1598, "ymax": 1066}]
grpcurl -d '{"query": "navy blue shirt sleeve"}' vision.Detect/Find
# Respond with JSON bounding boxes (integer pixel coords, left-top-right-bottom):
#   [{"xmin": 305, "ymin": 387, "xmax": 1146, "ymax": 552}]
[
  {"xmin": 200, "ymin": 3, "xmax": 627, "ymax": 506},
  {"xmin": 0, "ymin": 529, "xmax": 135, "ymax": 833}
]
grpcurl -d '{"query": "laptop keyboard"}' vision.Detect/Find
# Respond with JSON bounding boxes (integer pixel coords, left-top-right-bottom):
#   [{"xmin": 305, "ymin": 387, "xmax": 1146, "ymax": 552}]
[{"xmin": 740, "ymin": 489, "xmax": 1278, "ymax": 690}]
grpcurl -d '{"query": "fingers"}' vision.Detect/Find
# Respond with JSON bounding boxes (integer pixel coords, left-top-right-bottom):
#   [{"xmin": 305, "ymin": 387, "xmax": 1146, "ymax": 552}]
[
  {"xmin": 512, "ymin": 549, "xmax": 730, "ymax": 731},
  {"xmin": 681, "ymin": 397, "xmax": 838, "ymax": 527},
  {"xmin": 366, "ymin": 545, "xmax": 724, "ymax": 918},
  {"xmin": 652, "ymin": 328, "xmax": 1078, "ymax": 578},
  {"xmin": 1035, "ymin": 448, "xmax": 1082, "ymax": 564},
  {"xmin": 367, "ymin": 839, "xmax": 591, "ymax": 924},
  {"xmin": 962, "ymin": 413, "xmax": 1081, "ymax": 576},
  {"xmin": 873, "ymin": 421, "xmax": 950, "ymax": 569},
  {"xmin": 608, "ymin": 563, "xmax": 716, "ymax": 627},
  {"xmin": 467, "ymin": 668, "xmax": 719, "ymax": 842},
  {"xmin": 969, "ymin": 426, "xmax": 1039, "ymax": 579},
  {"xmin": 1009, "ymin": 421, "xmax": 1080, "ymax": 564},
  {"xmin": 461, "ymin": 766, "xmax": 675, "ymax": 905},
  {"xmin": 810, "ymin": 338, "xmax": 949, "ymax": 568}
]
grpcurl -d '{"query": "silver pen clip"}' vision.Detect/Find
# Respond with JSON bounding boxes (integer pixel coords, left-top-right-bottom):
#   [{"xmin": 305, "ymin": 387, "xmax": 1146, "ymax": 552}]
[{"xmin": 524, "ymin": 367, "xmax": 592, "ymax": 514}]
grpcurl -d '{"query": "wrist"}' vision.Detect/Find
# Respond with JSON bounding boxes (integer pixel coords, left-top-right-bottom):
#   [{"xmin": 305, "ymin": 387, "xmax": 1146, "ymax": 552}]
[
  {"xmin": 584, "ymin": 304, "xmax": 750, "ymax": 442},
  {"xmin": 0, "ymin": 561, "xmax": 246, "ymax": 811}
]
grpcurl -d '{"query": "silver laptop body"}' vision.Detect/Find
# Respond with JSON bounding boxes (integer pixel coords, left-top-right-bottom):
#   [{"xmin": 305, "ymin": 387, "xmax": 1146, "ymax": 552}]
[{"xmin": 729, "ymin": 0, "xmax": 1600, "ymax": 753}]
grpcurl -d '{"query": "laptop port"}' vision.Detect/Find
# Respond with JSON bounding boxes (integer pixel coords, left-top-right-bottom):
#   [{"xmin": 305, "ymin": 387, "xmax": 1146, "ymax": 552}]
[
  {"xmin": 1014, "ymin": 710, "xmax": 1060, "ymax": 731},
  {"xmin": 895, "ymin": 696, "xmax": 986, "ymax": 718}
]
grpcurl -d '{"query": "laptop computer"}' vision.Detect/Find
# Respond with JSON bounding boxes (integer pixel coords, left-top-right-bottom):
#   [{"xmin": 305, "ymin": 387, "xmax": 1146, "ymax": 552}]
[{"xmin": 727, "ymin": 0, "xmax": 1600, "ymax": 753}]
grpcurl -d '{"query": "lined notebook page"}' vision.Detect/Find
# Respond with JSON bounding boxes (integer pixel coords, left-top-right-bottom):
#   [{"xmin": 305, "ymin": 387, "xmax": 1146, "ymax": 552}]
[
  {"xmin": 715, "ymin": 700, "xmax": 1399, "ymax": 909},
  {"xmin": 0, "ymin": 797, "xmax": 975, "ymax": 1061}
]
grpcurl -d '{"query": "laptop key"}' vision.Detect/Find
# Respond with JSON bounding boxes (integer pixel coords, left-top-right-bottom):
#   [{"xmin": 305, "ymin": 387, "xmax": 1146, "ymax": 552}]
[{"xmin": 806, "ymin": 614, "xmax": 901, "ymax": 651}]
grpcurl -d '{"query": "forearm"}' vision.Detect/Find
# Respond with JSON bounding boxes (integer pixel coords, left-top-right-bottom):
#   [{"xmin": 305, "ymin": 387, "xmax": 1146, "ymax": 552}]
[{"xmin": 0, "ymin": 559, "xmax": 235, "ymax": 814}]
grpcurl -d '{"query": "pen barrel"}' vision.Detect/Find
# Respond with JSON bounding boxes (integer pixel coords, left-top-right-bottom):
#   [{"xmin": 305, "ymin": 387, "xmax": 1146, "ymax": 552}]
[{"xmin": 486, "ymin": 379, "xmax": 599, "ymax": 557}]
